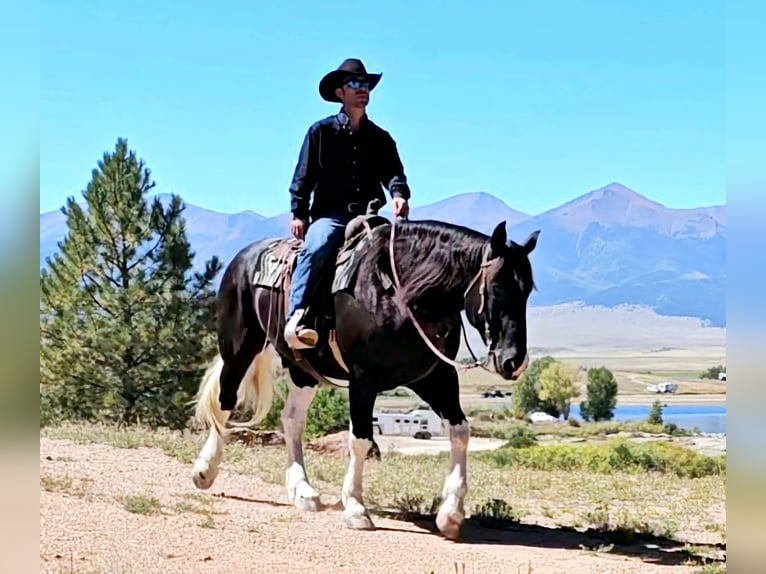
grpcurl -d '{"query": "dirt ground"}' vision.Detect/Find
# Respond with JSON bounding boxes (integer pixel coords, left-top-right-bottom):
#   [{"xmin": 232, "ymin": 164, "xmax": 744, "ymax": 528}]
[{"xmin": 39, "ymin": 437, "xmax": 718, "ymax": 574}]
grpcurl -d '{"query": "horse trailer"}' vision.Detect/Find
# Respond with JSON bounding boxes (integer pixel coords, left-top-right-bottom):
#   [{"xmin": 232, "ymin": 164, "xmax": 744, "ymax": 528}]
[{"xmin": 372, "ymin": 408, "xmax": 445, "ymax": 438}]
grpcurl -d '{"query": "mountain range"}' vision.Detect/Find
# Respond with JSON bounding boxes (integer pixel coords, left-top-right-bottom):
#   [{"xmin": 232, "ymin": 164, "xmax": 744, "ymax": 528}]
[{"xmin": 39, "ymin": 182, "xmax": 726, "ymax": 326}]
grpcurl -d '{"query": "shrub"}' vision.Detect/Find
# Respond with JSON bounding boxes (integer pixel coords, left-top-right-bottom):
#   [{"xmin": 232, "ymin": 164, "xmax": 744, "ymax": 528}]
[
  {"xmin": 701, "ymin": 365, "xmax": 725, "ymax": 380},
  {"xmin": 481, "ymin": 439, "xmax": 725, "ymax": 478},
  {"xmin": 305, "ymin": 387, "xmax": 350, "ymax": 438},
  {"xmin": 502, "ymin": 426, "xmax": 538, "ymax": 449}
]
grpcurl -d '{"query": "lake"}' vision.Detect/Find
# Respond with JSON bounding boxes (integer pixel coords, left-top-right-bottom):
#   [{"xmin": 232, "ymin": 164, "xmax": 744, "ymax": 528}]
[{"xmin": 611, "ymin": 402, "xmax": 726, "ymax": 434}]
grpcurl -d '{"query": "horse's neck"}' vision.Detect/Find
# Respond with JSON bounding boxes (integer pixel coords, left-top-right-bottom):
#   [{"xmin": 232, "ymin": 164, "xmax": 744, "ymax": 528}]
[{"xmin": 391, "ymin": 226, "xmax": 487, "ymax": 308}]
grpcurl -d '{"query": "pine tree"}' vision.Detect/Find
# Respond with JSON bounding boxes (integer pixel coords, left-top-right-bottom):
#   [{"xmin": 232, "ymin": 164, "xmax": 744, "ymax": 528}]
[
  {"xmin": 40, "ymin": 138, "xmax": 222, "ymax": 429},
  {"xmin": 647, "ymin": 400, "xmax": 664, "ymax": 426},
  {"xmin": 579, "ymin": 366, "xmax": 618, "ymax": 422}
]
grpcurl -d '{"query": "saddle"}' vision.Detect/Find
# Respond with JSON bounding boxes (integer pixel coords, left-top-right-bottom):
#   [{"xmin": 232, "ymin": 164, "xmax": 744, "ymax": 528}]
[{"xmin": 251, "ymin": 200, "xmax": 390, "ymax": 306}]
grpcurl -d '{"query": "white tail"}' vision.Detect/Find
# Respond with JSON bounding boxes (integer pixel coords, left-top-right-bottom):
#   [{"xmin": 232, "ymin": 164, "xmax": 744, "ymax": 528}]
[{"xmin": 194, "ymin": 346, "xmax": 280, "ymax": 438}]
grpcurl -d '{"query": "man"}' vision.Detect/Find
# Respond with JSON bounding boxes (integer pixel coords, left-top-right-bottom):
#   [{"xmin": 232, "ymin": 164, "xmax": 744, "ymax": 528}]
[{"xmin": 284, "ymin": 58, "xmax": 411, "ymax": 349}]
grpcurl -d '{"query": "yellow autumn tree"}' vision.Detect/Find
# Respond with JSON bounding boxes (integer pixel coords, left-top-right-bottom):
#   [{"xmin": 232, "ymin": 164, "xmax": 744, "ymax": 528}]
[{"xmin": 538, "ymin": 361, "xmax": 581, "ymax": 420}]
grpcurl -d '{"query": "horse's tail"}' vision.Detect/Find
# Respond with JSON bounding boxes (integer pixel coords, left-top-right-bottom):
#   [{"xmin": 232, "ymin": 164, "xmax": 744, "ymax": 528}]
[{"xmin": 193, "ymin": 345, "xmax": 280, "ymax": 441}]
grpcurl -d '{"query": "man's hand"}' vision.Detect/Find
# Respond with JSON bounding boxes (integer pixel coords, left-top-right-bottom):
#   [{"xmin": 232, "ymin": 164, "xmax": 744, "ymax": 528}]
[
  {"xmin": 392, "ymin": 197, "xmax": 409, "ymax": 218},
  {"xmin": 291, "ymin": 217, "xmax": 307, "ymax": 240}
]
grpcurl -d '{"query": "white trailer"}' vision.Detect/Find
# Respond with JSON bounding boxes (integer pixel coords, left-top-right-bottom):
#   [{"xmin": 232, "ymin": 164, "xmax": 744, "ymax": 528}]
[{"xmin": 372, "ymin": 408, "xmax": 445, "ymax": 438}]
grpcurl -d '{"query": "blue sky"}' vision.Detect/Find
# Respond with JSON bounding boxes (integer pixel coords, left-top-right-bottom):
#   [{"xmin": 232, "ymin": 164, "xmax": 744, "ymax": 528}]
[{"xmin": 39, "ymin": 0, "xmax": 725, "ymax": 217}]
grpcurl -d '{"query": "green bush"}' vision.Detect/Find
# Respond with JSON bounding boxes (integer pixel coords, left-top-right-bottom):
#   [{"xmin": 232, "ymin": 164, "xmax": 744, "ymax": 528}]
[
  {"xmin": 701, "ymin": 365, "xmax": 725, "ymax": 380},
  {"xmin": 481, "ymin": 439, "xmax": 725, "ymax": 478},
  {"xmin": 502, "ymin": 426, "xmax": 538, "ymax": 449},
  {"xmin": 305, "ymin": 387, "xmax": 350, "ymax": 438}
]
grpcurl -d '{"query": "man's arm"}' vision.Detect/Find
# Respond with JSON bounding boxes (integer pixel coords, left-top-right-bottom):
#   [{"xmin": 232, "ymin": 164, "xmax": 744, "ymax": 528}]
[
  {"xmin": 289, "ymin": 126, "xmax": 319, "ymax": 221},
  {"xmin": 378, "ymin": 131, "xmax": 411, "ymax": 200}
]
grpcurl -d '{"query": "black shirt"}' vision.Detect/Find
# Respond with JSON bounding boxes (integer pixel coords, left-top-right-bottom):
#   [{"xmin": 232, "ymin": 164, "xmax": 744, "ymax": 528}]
[{"xmin": 289, "ymin": 110, "xmax": 411, "ymax": 221}]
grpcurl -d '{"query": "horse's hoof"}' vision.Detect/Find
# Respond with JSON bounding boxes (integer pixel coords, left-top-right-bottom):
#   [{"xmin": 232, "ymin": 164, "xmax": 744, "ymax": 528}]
[
  {"xmin": 341, "ymin": 511, "xmax": 375, "ymax": 530},
  {"xmin": 192, "ymin": 468, "xmax": 216, "ymax": 490},
  {"xmin": 294, "ymin": 495, "xmax": 320, "ymax": 512},
  {"xmin": 436, "ymin": 509, "xmax": 464, "ymax": 541}
]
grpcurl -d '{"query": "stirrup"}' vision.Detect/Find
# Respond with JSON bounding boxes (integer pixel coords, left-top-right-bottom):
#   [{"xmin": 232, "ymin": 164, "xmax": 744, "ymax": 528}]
[{"xmin": 285, "ymin": 310, "xmax": 319, "ymax": 349}]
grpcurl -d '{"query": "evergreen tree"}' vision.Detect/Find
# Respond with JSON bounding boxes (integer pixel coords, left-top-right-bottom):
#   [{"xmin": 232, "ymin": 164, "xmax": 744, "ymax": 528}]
[
  {"xmin": 579, "ymin": 366, "xmax": 618, "ymax": 421},
  {"xmin": 647, "ymin": 400, "xmax": 664, "ymax": 426},
  {"xmin": 40, "ymin": 138, "xmax": 222, "ymax": 429}
]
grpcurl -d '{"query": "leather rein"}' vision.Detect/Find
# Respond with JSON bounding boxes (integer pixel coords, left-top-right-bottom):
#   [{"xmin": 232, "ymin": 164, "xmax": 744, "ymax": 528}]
[{"xmin": 388, "ymin": 215, "xmax": 494, "ymax": 372}]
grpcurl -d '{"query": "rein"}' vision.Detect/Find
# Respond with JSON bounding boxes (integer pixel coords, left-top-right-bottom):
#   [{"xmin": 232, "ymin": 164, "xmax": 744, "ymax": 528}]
[{"xmin": 388, "ymin": 216, "xmax": 493, "ymax": 372}]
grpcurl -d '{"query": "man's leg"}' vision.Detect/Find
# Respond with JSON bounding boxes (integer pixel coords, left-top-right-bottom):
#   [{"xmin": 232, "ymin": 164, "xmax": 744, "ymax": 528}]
[{"xmin": 285, "ymin": 216, "xmax": 347, "ymax": 348}]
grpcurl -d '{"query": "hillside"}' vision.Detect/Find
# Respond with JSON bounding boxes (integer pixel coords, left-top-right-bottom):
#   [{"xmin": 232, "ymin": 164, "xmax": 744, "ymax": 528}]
[{"xmin": 39, "ymin": 182, "xmax": 726, "ymax": 326}]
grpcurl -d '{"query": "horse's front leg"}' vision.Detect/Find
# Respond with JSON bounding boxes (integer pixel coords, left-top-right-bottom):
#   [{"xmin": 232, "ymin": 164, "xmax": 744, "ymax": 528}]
[
  {"xmin": 281, "ymin": 369, "xmax": 320, "ymax": 511},
  {"xmin": 340, "ymin": 379, "xmax": 377, "ymax": 530},
  {"xmin": 436, "ymin": 419, "xmax": 469, "ymax": 540},
  {"xmin": 409, "ymin": 361, "xmax": 469, "ymax": 540}
]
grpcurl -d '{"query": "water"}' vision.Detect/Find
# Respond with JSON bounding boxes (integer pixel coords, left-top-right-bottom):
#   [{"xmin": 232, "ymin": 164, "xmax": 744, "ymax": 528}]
[{"xmin": 610, "ymin": 402, "xmax": 726, "ymax": 434}]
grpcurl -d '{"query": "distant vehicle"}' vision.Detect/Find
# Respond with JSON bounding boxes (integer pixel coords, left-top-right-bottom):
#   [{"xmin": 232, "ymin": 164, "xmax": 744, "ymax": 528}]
[
  {"xmin": 528, "ymin": 411, "xmax": 557, "ymax": 423},
  {"xmin": 481, "ymin": 389, "xmax": 507, "ymax": 398},
  {"xmin": 372, "ymin": 408, "xmax": 445, "ymax": 438},
  {"xmin": 718, "ymin": 372, "xmax": 727, "ymax": 381},
  {"xmin": 646, "ymin": 382, "xmax": 678, "ymax": 394}
]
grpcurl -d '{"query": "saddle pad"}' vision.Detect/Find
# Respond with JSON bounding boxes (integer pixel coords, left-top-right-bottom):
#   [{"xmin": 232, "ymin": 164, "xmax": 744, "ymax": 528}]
[
  {"xmin": 332, "ymin": 231, "xmax": 373, "ymax": 294},
  {"xmin": 252, "ymin": 239, "xmax": 303, "ymax": 290}
]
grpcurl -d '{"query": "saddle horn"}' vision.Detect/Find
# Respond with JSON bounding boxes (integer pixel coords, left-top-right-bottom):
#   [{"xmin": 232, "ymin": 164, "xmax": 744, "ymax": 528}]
[{"xmin": 366, "ymin": 198, "xmax": 382, "ymax": 215}]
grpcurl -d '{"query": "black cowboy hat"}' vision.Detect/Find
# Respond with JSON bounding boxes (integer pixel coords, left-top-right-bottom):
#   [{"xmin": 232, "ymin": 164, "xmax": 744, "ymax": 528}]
[{"xmin": 318, "ymin": 58, "xmax": 382, "ymax": 103}]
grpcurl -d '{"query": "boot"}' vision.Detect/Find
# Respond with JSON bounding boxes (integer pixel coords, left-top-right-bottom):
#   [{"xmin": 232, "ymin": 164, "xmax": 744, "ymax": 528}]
[{"xmin": 284, "ymin": 309, "xmax": 319, "ymax": 349}]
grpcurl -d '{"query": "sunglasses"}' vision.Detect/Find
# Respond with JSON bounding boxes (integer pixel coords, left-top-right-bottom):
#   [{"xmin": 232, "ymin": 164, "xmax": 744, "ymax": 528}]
[{"xmin": 344, "ymin": 78, "xmax": 370, "ymax": 90}]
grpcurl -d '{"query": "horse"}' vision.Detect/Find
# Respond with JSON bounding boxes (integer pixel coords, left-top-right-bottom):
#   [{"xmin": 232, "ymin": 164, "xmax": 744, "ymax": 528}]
[{"xmin": 190, "ymin": 207, "xmax": 540, "ymax": 540}]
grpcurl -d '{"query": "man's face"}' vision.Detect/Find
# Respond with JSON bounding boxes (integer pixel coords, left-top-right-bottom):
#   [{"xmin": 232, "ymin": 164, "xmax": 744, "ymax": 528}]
[{"xmin": 337, "ymin": 77, "xmax": 370, "ymax": 108}]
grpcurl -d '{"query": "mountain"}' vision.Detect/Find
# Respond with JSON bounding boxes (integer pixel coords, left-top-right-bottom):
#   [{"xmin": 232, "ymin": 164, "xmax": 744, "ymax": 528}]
[
  {"xmin": 409, "ymin": 191, "xmax": 530, "ymax": 234},
  {"xmin": 39, "ymin": 182, "xmax": 726, "ymax": 326},
  {"xmin": 503, "ymin": 183, "xmax": 725, "ymax": 326}
]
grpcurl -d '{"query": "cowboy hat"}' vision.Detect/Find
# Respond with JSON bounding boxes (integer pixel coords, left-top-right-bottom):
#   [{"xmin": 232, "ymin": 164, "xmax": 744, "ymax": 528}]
[{"xmin": 318, "ymin": 58, "xmax": 382, "ymax": 103}]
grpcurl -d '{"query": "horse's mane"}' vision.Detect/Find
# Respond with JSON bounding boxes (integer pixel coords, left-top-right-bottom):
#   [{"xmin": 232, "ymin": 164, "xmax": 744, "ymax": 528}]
[{"xmin": 381, "ymin": 219, "xmax": 488, "ymax": 308}]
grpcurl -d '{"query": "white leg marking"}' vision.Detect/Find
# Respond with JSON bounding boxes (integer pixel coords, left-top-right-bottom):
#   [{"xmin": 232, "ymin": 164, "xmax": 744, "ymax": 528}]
[
  {"xmin": 281, "ymin": 384, "xmax": 320, "ymax": 511},
  {"xmin": 436, "ymin": 420, "xmax": 469, "ymax": 540},
  {"xmin": 340, "ymin": 430, "xmax": 375, "ymax": 530},
  {"xmin": 192, "ymin": 414, "xmax": 229, "ymax": 490}
]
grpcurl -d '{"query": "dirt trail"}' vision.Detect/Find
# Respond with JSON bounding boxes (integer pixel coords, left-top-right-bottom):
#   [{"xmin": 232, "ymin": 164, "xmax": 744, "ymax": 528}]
[{"xmin": 40, "ymin": 437, "xmax": 706, "ymax": 574}]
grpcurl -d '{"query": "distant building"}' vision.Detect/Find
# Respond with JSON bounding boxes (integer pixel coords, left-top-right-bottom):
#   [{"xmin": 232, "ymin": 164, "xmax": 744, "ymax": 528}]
[{"xmin": 372, "ymin": 408, "xmax": 446, "ymax": 438}]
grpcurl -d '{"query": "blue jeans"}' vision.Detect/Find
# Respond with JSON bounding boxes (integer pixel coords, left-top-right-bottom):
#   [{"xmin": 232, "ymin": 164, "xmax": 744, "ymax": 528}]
[{"xmin": 287, "ymin": 215, "xmax": 349, "ymax": 319}]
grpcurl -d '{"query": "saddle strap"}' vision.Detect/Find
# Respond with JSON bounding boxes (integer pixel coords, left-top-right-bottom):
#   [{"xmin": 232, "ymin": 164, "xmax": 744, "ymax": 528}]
[{"xmin": 328, "ymin": 329, "xmax": 349, "ymax": 373}]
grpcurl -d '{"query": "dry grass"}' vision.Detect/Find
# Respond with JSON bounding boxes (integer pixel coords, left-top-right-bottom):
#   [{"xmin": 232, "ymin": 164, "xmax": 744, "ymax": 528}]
[{"xmin": 42, "ymin": 421, "xmax": 726, "ymax": 550}]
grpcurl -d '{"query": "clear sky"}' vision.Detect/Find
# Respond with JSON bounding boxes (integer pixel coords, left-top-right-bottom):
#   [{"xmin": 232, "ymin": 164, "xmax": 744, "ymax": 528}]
[{"xmin": 39, "ymin": 0, "xmax": 725, "ymax": 217}]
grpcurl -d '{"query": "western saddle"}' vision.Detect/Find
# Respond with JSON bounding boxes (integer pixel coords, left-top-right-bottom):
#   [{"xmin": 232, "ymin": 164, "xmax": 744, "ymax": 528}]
[{"xmin": 251, "ymin": 199, "xmax": 390, "ymax": 368}]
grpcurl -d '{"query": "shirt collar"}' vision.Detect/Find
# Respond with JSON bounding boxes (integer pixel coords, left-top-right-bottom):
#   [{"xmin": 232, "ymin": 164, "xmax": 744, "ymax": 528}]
[{"xmin": 336, "ymin": 108, "xmax": 369, "ymax": 131}]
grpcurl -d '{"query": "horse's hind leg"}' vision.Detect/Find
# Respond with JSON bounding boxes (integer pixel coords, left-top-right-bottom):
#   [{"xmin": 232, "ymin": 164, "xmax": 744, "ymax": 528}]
[
  {"xmin": 408, "ymin": 362, "xmax": 469, "ymax": 540},
  {"xmin": 282, "ymin": 365, "xmax": 321, "ymax": 511},
  {"xmin": 192, "ymin": 328, "xmax": 267, "ymax": 490}
]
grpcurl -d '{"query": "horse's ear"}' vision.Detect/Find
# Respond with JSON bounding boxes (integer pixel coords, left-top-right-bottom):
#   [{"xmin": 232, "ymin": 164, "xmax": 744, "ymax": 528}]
[
  {"xmin": 523, "ymin": 230, "xmax": 540, "ymax": 255},
  {"xmin": 490, "ymin": 221, "xmax": 507, "ymax": 255}
]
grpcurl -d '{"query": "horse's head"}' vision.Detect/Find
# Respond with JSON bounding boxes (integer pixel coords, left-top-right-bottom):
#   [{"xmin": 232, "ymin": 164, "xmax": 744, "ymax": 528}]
[{"xmin": 466, "ymin": 222, "xmax": 540, "ymax": 381}]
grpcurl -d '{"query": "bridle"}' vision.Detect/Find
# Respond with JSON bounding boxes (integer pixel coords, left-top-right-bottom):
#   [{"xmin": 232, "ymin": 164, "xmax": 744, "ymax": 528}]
[{"xmin": 388, "ymin": 215, "xmax": 495, "ymax": 372}]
